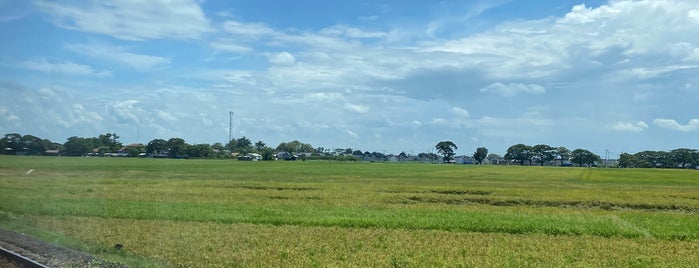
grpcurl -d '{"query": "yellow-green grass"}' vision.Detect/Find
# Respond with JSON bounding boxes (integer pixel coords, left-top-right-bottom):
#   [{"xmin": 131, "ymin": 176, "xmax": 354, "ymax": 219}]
[{"xmin": 0, "ymin": 156, "xmax": 697, "ymax": 267}]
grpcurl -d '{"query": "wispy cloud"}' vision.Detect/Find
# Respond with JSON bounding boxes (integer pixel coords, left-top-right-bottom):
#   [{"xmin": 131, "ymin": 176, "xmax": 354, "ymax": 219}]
[
  {"xmin": 18, "ymin": 59, "xmax": 110, "ymax": 77},
  {"xmin": 66, "ymin": 42, "xmax": 171, "ymax": 71},
  {"xmin": 34, "ymin": 0, "xmax": 213, "ymax": 40}
]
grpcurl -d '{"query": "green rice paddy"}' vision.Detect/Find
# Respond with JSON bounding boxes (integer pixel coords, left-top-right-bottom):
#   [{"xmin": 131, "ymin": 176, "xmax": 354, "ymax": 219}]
[{"xmin": 0, "ymin": 156, "xmax": 697, "ymax": 267}]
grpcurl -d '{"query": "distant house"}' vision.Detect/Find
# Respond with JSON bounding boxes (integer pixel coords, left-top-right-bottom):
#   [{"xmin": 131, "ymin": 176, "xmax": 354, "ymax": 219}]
[
  {"xmin": 238, "ymin": 153, "xmax": 262, "ymax": 161},
  {"xmin": 276, "ymin": 152, "xmax": 297, "ymax": 161},
  {"xmin": 454, "ymin": 155, "xmax": 475, "ymax": 164}
]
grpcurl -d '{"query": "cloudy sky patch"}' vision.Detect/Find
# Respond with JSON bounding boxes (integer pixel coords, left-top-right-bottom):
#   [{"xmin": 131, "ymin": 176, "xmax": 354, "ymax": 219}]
[{"xmin": 1, "ymin": 0, "xmax": 697, "ymax": 155}]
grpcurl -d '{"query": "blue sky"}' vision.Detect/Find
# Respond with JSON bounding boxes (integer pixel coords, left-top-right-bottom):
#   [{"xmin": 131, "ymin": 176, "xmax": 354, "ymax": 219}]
[{"xmin": 1, "ymin": 0, "xmax": 698, "ymax": 157}]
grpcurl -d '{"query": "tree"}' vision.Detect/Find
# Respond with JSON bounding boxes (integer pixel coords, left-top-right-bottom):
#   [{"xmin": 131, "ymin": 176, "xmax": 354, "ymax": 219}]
[
  {"xmin": 21, "ymin": 134, "xmax": 49, "ymax": 155},
  {"xmin": 505, "ymin": 144, "xmax": 533, "ymax": 165},
  {"xmin": 276, "ymin": 140, "xmax": 316, "ymax": 154},
  {"xmin": 555, "ymin": 147, "xmax": 571, "ymax": 166},
  {"xmin": 2, "ymin": 133, "xmax": 23, "ymax": 154},
  {"xmin": 186, "ymin": 144, "xmax": 213, "ymax": 158},
  {"xmin": 260, "ymin": 147, "xmax": 275, "ymax": 160},
  {"xmin": 167, "ymin": 138, "xmax": 187, "ymax": 158},
  {"xmin": 532, "ymin": 144, "xmax": 555, "ymax": 166},
  {"xmin": 670, "ymin": 148, "xmax": 698, "ymax": 169},
  {"xmin": 473, "ymin": 147, "xmax": 488, "ymax": 164},
  {"xmin": 255, "ymin": 141, "xmax": 266, "ymax": 152},
  {"xmin": 570, "ymin": 149, "xmax": 600, "ymax": 167},
  {"xmin": 62, "ymin": 136, "xmax": 91, "ymax": 156},
  {"xmin": 226, "ymin": 137, "xmax": 253, "ymax": 154},
  {"xmin": 618, "ymin": 153, "xmax": 637, "ymax": 168},
  {"xmin": 146, "ymin": 139, "xmax": 168, "ymax": 156},
  {"xmin": 435, "ymin": 141, "xmax": 458, "ymax": 163},
  {"xmin": 98, "ymin": 133, "xmax": 121, "ymax": 152}
]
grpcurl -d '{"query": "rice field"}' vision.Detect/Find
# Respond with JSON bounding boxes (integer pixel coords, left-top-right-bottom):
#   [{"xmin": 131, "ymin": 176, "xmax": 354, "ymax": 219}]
[{"xmin": 0, "ymin": 156, "xmax": 697, "ymax": 267}]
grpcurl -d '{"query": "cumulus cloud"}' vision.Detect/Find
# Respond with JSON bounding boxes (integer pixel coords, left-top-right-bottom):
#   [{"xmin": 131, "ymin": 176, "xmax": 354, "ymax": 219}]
[
  {"xmin": 653, "ymin": 118, "xmax": 699, "ymax": 131},
  {"xmin": 612, "ymin": 121, "xmax": 648, "ymax": 132},
  {"xmin": 106, "ymin": 100, "xmax": 142, "ymax": 124},
  {"xmin": 480, "ymin": 82, "xmax": 546, "ymax": 97},
  {"xmin": 34, "ymin": 0, "xmax": 213, "ymax": 40}
]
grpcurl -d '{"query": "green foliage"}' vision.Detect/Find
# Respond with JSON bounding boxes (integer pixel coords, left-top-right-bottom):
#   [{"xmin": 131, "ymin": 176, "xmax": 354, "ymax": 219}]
[
  {"xmin": 532, "ymin": 144, "xmax": 555, "ymax": 166},
  {"xmin": 505, "ymin": 143, "xmax": 532, "ymax": 165},
  {"xmin": 62, "ymin": 136, "xmax": 92, "ymax": 156},
  {"xmin": 276, "ymin": 140, "xmax": 316, "ymax": 154},
  {"xmin": 570, "ymin": 149, "xmax": 601, "ymax": 167},
  {"xmin": 473, "ymin": 147, "xmax": 488, "ymax": 164},
  {"xmin": 145, "ymin": 139, "xmax": 167, "ymax": 155},
  {"xmin": 435, "ymin": 141, "xmax": 457, "ymax": 162}
]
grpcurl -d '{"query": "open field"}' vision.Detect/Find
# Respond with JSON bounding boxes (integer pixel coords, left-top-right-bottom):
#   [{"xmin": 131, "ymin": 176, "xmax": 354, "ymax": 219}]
[{"xmin": 0, "ymin": 156, "xmax": 697, "ymax": 267}]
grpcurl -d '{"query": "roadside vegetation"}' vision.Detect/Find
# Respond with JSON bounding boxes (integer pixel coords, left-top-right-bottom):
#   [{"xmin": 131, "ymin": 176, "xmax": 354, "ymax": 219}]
[{"xmin": 1, "ymin": 156, "xmax": 697, "ymax": 267}]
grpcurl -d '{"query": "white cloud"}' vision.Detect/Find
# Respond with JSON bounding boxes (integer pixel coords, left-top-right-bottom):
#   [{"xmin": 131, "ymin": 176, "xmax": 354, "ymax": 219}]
[
  {"xmin": 268, "ymin": 52, "xmax": 296, "ymax": 65},
  {"xmin": 321, "ymin": 24, "xmax": 387, "ymax": 39},
  {"xmin": 34, "ymin": 0, "xmax": 213, "ymax": 40},
  {"xmin": 451, "ymin": 107, "xmax": 470, "ymax": 117},
  {"xmin": 157, "ymin": 110, "xmax": 177, "ymax": 122},
  {"xmin": 107, "ymin": 100, "xmax": 142, "ymax": 124},
  {"xmin": 18, "ymin": 59, "xmax": 109, "ymax": 77},
  {"xmin": 70, "ymin": 104, "xmax": 103, "ymax": 126},
  {"xmin": 222, "ymin": 20, "xmax": 278, "ymax": 40},
  {"xmin": 345, "ymin": 129, "xmax": 359, "ymax": 138},
  {"xmin": 653, "ymin": 118, "xmax": 699, "ymax": 132},
  {"xmin": 612, "ymin": 121, "xmax": 648, "ymax": 132},
  {"xmin": 209, "ymin": 41, "xmax": 253, "ymax": 54},
  {"xmin": 480, "ymin": 82, "xmax": 546, "ymax": 97},
  {"xmin": 67, "ymin": 43, "xmax": 171, "ymax": 71},
  {"xmin": 344, "ymin": 103, "xmax": 370, "ymax": 114}
]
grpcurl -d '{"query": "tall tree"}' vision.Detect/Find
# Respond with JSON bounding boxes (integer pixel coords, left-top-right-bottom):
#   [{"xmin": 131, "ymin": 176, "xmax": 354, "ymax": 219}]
[
  {"xmin": 2, "ymin": 133, "xmax": 23, "ymax": 154},
  {"xmin": 473, "ymin": 147, "xmax": 488, "ymax": 164},
  {"xmin": 254, "ymin": 141, "xmax": 266, "ymax": 152},
  {"xmin": 227, "ymin": 137, "xmax": 254, "ymax": 154},
  {"xmin": 570, "ymin": 149, "xmax": 600, "ymax": 167},
  {"xmin": 186, "ymin": 144, "xmax": 213, "ymax": 158},
  {"xmin": 505, "ymin": 144, "xmax": 533, "ymax": 165},
  {"xmin": 167, "ymin": 138, "xmax": 187, "ymax": 158},
  {"xmin": 62, "ymin": 136, "xmax": 91, "ymax": 156},
  {"xmin": 670, "ymin": 148, "xmax": 698, "ymax": 169},
  {"xmin": 21, "ymin": 134, "xmax": 49, "ymax": 155},
  {"xmin": 555, "ymin": 147, "xmax": 571, "ymax": 166},
  {"xmin": 532, "ymin": 144, "xmax": 555, "ymax": 166},
  {"xmin": 435, "ymin": 141, "xmax": 458, "ymax": 163},
  {"xmin": 146, "ymin": 139, "xmax": 168, "ymax": 155}
]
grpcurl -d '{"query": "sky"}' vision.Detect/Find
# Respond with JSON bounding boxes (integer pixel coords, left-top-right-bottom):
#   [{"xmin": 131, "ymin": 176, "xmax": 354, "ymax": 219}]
[{"xmin": 1, "ymin": 0, "xmax": 698, "ymax": 157}]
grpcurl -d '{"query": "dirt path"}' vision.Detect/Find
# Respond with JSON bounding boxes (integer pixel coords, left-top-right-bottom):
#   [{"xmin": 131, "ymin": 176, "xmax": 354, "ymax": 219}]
[{"xmin": 0, "ymin": 228, "xmax": 126, "ymax": 268}]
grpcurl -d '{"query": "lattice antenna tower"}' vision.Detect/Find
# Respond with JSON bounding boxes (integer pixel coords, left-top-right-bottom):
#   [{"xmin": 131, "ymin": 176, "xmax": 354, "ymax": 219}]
[{"xmin": 228, "ymin": 111, "xmax": 234, "ymax": 143}]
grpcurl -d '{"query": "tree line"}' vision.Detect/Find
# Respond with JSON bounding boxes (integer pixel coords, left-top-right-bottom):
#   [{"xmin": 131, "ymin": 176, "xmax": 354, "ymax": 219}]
[{"xmin": 1, "ymin": 132, "xmax": 697, "ymax": 169}]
